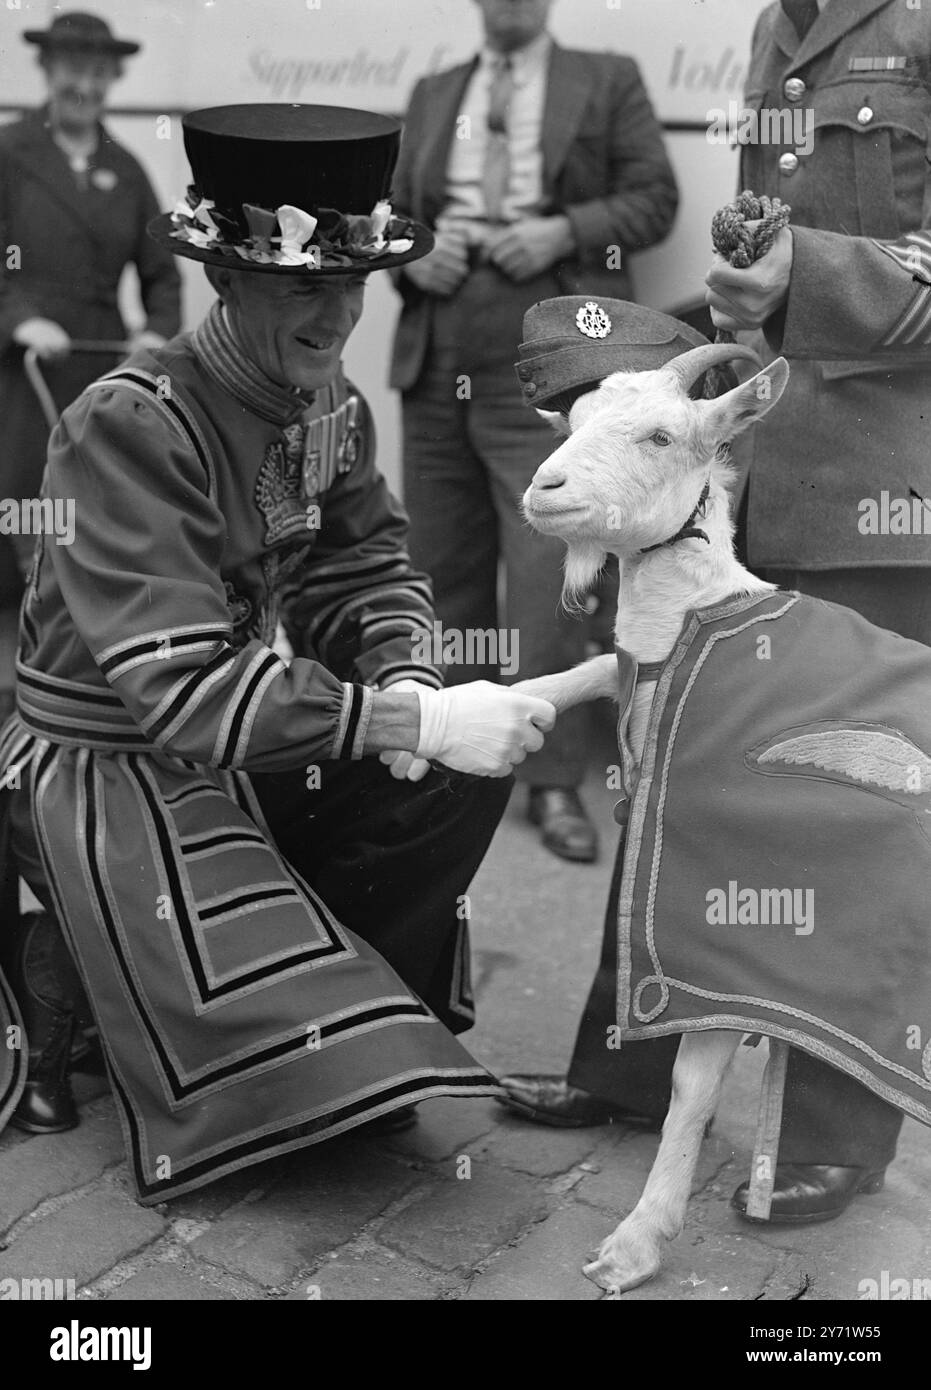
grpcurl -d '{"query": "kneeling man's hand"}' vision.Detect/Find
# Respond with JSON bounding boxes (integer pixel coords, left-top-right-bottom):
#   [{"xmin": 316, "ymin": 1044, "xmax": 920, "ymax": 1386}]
[
  {"xmin": 378, "ymin": 679, "xmax": 435, "ymax": 782},
  {"xmin": 412, "ymin": 680, "xmax": 556, "ymax": 778}
]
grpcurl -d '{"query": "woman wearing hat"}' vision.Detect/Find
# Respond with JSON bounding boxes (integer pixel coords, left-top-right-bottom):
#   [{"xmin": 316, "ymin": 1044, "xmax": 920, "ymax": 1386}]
[
  {"xmin": 0, "ymin": 11, "xmax": 181, "ymax": 715},
  {"xmin": 1, "ymin": 103, "xmax": 554, "ymax": 1201}
]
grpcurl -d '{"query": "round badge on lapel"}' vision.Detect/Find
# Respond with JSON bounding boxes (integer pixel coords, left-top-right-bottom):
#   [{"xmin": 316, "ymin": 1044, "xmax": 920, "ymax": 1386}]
[
  {"xmin": 576, "ymin": 301, "xmax": 612, "ymax": 339},
  {"xmin": 90, "ymin": 168, "xmax": 118, "ymax": 191}
]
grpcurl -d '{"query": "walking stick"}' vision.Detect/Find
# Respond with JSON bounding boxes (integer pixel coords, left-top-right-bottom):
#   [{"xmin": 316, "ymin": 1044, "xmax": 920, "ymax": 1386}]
[{"xmin": 710, "ymin": 190, "xmax": 792, "ymax": 1221}]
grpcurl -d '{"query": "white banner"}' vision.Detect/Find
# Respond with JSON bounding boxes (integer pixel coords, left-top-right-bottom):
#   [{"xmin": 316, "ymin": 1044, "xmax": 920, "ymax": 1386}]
[{"xmin": 1, "ymin": 0, "xmax": 767, "ymax": 122}]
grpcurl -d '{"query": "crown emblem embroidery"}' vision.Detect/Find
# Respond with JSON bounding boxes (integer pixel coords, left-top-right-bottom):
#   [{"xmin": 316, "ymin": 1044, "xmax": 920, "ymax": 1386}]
[
  {"xmin": 255, "ymin": 425, "xmax": 308, "ymax": 546},
  {"xmin": 576, "ymin": 301, "xmax": 612, "ymax": 339}
]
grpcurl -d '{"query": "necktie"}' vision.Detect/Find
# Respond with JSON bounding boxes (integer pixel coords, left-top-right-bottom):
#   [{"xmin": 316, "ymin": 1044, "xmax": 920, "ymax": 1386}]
[
  {"xmin": 482, "ymin": 54, "xmax": 514, "ymax": 223},
  {"xmin": 781, "ymin": 0, "xmax": 819, "ymax": 41}
]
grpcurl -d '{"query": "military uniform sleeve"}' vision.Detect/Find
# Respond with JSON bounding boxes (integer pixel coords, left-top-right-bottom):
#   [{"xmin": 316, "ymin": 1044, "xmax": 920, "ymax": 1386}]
[
  {"xmin": 279, "ymin": 388, "xmax": 443, "ymax": 690},
  {"xmin": 45, "ymin": 386, "xmax": 374, "ymax": 770},
  {"xmin": 563, "ymin": 57, "xmax": 678, "ymax": 258},
  {"xmin": 771, "ymin": 226, "xmax": 931, "ymax": 361}
]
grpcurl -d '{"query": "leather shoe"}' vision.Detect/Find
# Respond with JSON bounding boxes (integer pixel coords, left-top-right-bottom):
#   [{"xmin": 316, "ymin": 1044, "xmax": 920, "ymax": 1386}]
[
  {"xmin": 496, "ymin": 1074, "xmax": 660, "ymax": 1130},
  {"xmin": 732, "ymin": 1163, "xmax": 886, "ymax": 1225},
  {"xmin": 528, "ymin": 787, "xmax": 597, "ymax": 863},
  {"xmin": 11, "ymin": 1075, "xmax": 79, "ymax": 1134}
]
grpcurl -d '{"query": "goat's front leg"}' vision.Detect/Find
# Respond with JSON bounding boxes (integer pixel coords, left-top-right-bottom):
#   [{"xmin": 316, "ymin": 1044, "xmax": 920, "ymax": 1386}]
[
  {"xmin": 584, "ymin": 1030, "xmax": 741, "ymax": 1296},
  {"xmin": 511, "ymin": 652, "xmax": 617, "ymax": 714}
]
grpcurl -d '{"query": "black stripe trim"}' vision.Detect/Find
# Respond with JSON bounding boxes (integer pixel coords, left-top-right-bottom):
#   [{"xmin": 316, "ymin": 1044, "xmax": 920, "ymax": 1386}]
[
  {"xmin": 339, "ymin": 684, "xmax": 365, "ymax": 759},
  {"xmin": 180, "ymin": 829, "xmax": 268, "ymax": 853},
  {"xmin": 79, "ymin": 757, "xmax": 364, "ymax": 1102},
  {"xmin": 218, "ymin": 651, "xmax": 280, "ymax": 767},
  {"xmin": 99, "ymin": 628, "xmax": 229, "ymax": 678},
  {"xmin": 282, "ymin": 556, "xmax": 409, "ymax": 593},
  {"xmin": 129, "ymin": 757, "xmax": 346, "ymax": 1005},
  {"xmin": 18, "ymin": 712, "xmax": 149, "ymax": 747},
  {"xmin": 376, "ymin": 664, "xmax": 443, "ymax": 685},
  {"xmin": 123, "ymin": 1066, "xmax": 493, "ymax": 1202},
  {"xmin": 161, "ymin": 781, "xmax": 226, "ymax": 807},
  {"xmin": 198, "ymin": 887, "xmax": 300, "ymax": 921},
  {"xmin": 16, "ymin": 667, "xmax": 125, "ymax": 705},
  {"xmin": 145, "ymin": 645, "xmax": 237, "ymax": 742},
  {"xmin": 101, "ymin": 369, "xmax": 214, "ymax": 491}
]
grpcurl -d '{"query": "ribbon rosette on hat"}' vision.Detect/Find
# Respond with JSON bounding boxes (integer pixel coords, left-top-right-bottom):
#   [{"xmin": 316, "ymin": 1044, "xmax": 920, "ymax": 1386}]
[
  {"xmin": 170, "ymin": 194, "xmax": 222, "ymax": 250},
  {"xmin": 273, "ymin": 204, "xmax": 320, "ymax": 266},
  {"xmin": 169, "ymin": 184, "xmax": 414, "ymax": 268},
  {"xmin": 242, "ymin": 203, "xmax": 278, "ymax": 260},
  {"xmin": 343, "ymin": 199, "xmax": 414, "ymax": 258}
]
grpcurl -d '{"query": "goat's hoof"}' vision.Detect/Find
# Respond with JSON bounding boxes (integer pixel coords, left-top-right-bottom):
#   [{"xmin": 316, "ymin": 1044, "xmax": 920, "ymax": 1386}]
[{"xmin": 582, "ymin": 1231, "xmax": 662, "ymax": 1295}]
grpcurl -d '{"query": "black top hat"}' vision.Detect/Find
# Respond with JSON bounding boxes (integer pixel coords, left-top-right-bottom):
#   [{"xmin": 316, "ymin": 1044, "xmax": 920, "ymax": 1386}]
[
  {"xmin": 147, "ymin": 104, "xmax": 433, "ymax": 277},
  {"xmin": 23, "ymin": 11, "xmax": 140, "ymax": 56},
  {"xmin": 515, "ymin": 298, "xmax": 712, "ymax": 412}
]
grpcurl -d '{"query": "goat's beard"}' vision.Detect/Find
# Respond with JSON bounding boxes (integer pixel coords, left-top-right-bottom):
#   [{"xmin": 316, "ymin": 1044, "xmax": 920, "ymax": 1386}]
[{"xmin": 561, "ymin": 541, "xmax": 607, "ymax": 612}]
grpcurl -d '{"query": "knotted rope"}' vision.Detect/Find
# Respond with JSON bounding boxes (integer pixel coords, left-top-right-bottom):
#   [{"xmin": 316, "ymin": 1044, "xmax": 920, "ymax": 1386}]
[{"xmin": 710, "ymin": 189, "xmax": 791, "ymax": 345}]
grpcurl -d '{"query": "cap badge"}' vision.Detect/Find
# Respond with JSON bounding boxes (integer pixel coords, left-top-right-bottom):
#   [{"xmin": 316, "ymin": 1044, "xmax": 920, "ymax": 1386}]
[{"xmin": 576, "ymin": 301, "xmax": 612, "ymax": 339}]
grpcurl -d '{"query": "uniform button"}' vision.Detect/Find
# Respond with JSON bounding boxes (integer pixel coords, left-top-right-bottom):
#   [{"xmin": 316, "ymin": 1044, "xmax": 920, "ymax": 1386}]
[
  {"xmin": 524, "ymin": 382, "xmax": 537, "ymax": 397},
  {"xmin": 516, "ymin": 364, "xmax": 531, "ymax": 381},
  {"xmin": 784, "ymin": 77, "xmax": 806, "ymax": 101},
  {"xmin": 778, "ymin": 152, "xmax": 799, "ymax": 174},
  {"xmin": 857, "ymin": 105, "xmax": 874, "ymax": 125}
]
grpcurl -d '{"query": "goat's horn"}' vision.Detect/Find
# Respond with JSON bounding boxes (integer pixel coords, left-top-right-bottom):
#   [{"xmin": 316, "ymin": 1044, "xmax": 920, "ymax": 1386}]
[{"xmin": 665, "ymin": 343, "xmax": 762, "ymax": 393}]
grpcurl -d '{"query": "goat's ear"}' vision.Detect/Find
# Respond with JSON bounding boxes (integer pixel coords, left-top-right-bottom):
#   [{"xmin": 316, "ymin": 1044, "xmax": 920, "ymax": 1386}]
[
  {"xmin": 535, "ymin": 407, "xmax": 571, "ymax": 437},
  {"xmin": 702, "ymin": 357, "xmax": 790, "ymax": 441}
]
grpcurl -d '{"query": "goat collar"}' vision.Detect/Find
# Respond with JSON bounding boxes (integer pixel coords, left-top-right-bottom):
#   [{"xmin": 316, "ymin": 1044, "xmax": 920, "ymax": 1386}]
[{"xmin": 639, "ymin": 477, "xmax": 712, "ymax": 554}]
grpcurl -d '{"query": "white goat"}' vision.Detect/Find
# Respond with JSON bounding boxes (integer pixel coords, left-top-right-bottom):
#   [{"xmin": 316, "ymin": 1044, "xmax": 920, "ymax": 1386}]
[{"xmin": 514, "ymin": 341, "xmax": 790, "ymax": 1295}]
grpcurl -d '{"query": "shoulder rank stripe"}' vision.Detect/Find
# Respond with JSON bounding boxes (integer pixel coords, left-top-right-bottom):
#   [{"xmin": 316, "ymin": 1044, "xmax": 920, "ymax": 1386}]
[
  {"xmin": 873, "ymin": 233, "xmax": 931, "ymax": 348},
  {"xmin": 874, "ymin": 231, "xmax": 931, "ymax": 285}
]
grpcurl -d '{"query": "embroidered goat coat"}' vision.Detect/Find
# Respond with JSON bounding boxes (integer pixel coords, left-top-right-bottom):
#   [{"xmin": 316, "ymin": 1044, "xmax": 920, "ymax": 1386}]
[
  {"xmin": 612, "ymin": 589, "xmax": 931, "ymax": 1126},
  {"xmin": 0, "ymin": 304, "xmax": 499, "ymax": 1202}
]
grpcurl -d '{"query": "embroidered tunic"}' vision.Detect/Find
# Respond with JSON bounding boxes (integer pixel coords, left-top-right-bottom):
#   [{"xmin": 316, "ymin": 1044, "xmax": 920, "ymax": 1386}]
[
  {"xmin": 1, "ymin": 303, "xmax": 498, "ymax": 1203},
  {"xmin": 613, "ymin": 590, "xmax": 931, "ymax": 1126}
]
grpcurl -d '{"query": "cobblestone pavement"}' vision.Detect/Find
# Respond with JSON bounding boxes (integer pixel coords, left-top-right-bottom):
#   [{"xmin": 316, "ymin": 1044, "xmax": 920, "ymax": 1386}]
[{"xmin": 2, "ymin": 717, "xmax": 928, "ymax": 1301}]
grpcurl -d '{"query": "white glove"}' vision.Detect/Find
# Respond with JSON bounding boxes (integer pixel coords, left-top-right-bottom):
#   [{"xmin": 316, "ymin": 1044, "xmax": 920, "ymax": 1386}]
[
  {"xmin": 378, "ymin": 679, "xmax": 433, "ymax": 781},
  {"xmin": 411, "ymin": 680, "xmax": 556, "ymax": 778}
]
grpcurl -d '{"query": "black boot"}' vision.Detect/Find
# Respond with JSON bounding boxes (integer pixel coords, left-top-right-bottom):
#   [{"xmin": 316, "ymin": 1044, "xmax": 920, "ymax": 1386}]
[{"xmin": 1, "ymin": 912, "xmax": 80, "ymax": 1133}]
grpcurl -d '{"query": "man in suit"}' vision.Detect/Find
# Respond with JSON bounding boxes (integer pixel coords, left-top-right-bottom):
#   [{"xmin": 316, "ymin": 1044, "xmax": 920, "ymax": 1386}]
[
  {"xmin": 390, "ymin": 0, "xmax": 677, "ymax": 863},
  {"xmin": 501, "ymin": 0, "xmax": 931, "ymax": 1227}
]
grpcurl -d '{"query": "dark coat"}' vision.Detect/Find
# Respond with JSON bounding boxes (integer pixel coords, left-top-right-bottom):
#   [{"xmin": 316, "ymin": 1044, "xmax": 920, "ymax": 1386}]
[
  {"xmin": 737, "ymin": 0, "xmax": 931, "ymax": 569},
  {"xmin": 0, "ymin": 108, "xmax": 181, "ymax": 555},
  {"xmin": 388, "ymin": 43, "xmax": 678, "ymax": 391}
]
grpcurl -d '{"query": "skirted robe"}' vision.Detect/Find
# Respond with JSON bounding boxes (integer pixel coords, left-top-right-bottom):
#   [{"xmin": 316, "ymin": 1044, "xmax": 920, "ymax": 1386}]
[{"xmin": 0, "ymin": 306, "xmax": 502, "ymax": 1203}]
